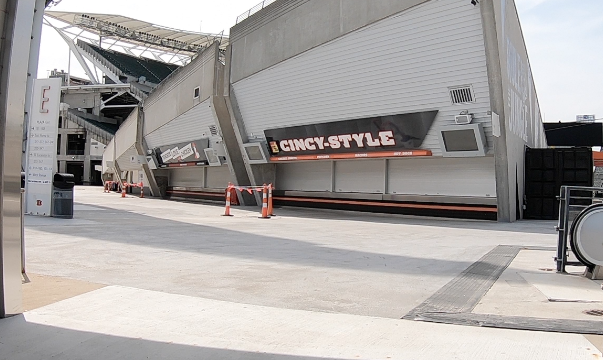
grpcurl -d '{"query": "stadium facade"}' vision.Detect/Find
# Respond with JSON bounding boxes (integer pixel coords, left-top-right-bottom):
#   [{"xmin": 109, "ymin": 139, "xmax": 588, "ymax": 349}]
[{"xmin": 104, "ymin": 0, "xmax": 546, "ymax": 222}]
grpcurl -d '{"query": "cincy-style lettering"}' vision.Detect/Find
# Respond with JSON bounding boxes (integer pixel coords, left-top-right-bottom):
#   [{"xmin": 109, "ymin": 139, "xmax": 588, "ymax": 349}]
[{"xmin": 279, "ymin": 131, "xmax": 395, "ymax": 152}]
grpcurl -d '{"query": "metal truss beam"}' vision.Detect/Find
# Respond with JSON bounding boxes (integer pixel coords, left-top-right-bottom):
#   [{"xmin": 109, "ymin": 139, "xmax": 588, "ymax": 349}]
[{"xmin": 45, "ymin": 19, "xmax": 99, "ymax": 84}]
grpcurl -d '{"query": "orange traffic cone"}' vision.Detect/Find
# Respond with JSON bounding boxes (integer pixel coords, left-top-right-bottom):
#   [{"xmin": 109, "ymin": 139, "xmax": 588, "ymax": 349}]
[
  {"xmin": 223, "ymin": 183, "xmax": 234, "ymax": 217},
  {"xmin": 121, "ymin": 183, "xmax": 126, "ymax": 198},
  {"xmin": 259, "ymin": 184, "xmax": 270, "ymax": 219},
  {"xmin": 139, "ymin": 182, "xmax": 144, "ymax": 198},
  {"xmin": 268, "ymin": 183, "xmax": 275, "ymax": 216}
]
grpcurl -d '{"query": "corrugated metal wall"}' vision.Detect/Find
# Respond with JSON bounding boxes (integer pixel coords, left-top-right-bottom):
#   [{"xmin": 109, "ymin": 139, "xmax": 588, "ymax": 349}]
[
  {"xmin": 232, "ymin": 0, "xmax": 491, "ymax": 156},
  {"xmin": 144, "ymin": 99, "xmax": 216, "ymax": 149}
]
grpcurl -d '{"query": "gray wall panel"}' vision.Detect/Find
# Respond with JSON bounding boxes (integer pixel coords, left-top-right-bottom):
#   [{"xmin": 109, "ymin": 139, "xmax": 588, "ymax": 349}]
[
  {"xmin": 276, "ymin": 162, "xmax": 332, "ymax": 191},
  {"xmin": 233, "ymin": 0, "xmax": 492, "ymax": 156},
  {"xmin": 335, "ymin": 160, "xmax": 385, "ymax": 193},
  {"xmin": 388, "ymin": 157, "xmax": 496, "ymax": 197}
]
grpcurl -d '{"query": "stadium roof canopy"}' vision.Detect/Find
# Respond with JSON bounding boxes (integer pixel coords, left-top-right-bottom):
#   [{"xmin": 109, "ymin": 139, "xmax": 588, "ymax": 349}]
[{"xmin": 45, "ymin": 11, "xmax": 229, "ymax": 55}]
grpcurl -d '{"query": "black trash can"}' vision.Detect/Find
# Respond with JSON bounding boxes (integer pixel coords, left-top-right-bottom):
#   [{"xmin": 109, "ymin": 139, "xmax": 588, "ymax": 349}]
[{"xmin": 53, "ymin": 173, "xmax": 75, "ymax": 219}]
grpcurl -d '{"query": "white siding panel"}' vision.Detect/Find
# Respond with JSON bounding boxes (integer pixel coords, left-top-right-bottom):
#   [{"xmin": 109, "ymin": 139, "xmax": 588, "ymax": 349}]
[
  {"xmin": 144, "ymin": 48, "xmax": 216, "ymax": 136},
  {"xmin": 233, "ymin": 0, "xmax": 492, "ymax": 156},
  {"xmin": 114, "ymin": 109, "xmax": 138, "ymax": 160},
  {"xmin": 388, "ymin": 157, "xmax": 496, "ymax": 197},
  {"xmin": 335, "ymin": 160, "xmax": 385, "ymax": 193},
  {"xmin": 116, "ymin": 146, "xmax": 140, "ymax": 171},
  {"xmin": 102, "ymin": 138, "xmax": 115, "ymax": 173},
  {"xmin": 206, "ymin": 165, "xmax": 232, "ymax": 189},
  {"xmin": 276, "ymin": 162, "xmax": 332, "ymax": 191},
  {"xmin": 144, "ymin": 99, "xmax": 216, "ymax": 149},
  {"xmin": 170, "ymin": 167, "xmax": 204, "ymax": 188}
]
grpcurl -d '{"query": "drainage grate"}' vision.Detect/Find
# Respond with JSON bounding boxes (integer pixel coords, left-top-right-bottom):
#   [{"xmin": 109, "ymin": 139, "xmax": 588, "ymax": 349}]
[{"xmin": 584, "ymin": 310, "xmax": 603, "ymax": 317}]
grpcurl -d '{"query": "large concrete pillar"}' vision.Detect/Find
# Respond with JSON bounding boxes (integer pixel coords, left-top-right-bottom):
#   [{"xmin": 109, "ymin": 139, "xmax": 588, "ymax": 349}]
[
  {"xmin": 134, "ymin": 107, "xmax": 160, "ymax": 197},
  {"xmin": 480, "ymin": 0, "xmax": 511, "ymax": 222},
  {"xmin": 211, "ymin": 44, "xmax": 256, "ymax": 206},
  {"xmin": 1, "ymin": 0, "xmax": 39, "ymax": 318},
  {"xmin": 21, "ymin": 0, "xmax": 45, "ymax": 171}
]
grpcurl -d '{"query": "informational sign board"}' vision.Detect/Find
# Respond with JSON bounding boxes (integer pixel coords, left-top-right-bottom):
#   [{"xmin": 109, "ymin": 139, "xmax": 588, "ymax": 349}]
[
  {"xmin": 25, "ymin": 78, "xmax": 62, "ymax": 216},
  {"xmin": 153, "ymin": 138, "xmax": 209, "ymax": 168},
  {"xmin": 576, "ymin": 115, "xmax": 596, "ymax": 123}
]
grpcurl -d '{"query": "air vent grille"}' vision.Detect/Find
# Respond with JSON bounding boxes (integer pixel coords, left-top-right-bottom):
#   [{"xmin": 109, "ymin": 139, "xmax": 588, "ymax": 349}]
[
  {"xmin": 449, "ymin": 86, "xmax": 474, "ymax": 104},
  {"xmin": 209, "ymin": 125, "xmax": 219, "ymax": 136}
]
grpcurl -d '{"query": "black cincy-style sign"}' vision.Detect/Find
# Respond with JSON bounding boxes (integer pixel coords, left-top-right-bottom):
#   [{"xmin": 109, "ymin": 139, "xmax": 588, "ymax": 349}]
[
  {"xmin": 153, "ymin": 138, "xmax": 210, "ymax": 167},
  {"xmin": 264, "ymin": 111, "xmax": 438, "ymax": 156}
]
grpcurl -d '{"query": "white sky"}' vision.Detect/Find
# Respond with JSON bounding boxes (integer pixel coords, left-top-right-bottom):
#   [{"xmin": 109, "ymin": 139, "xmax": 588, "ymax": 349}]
[{"xmin": 38, "ymin": 0, "xmax": 603, "ymax": 122}]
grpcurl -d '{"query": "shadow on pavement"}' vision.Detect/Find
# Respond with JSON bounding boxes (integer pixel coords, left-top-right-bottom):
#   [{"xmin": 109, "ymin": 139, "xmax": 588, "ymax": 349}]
[
  {"xmin": 0, "ymin": 315, "xmax": 349, "ymax": 360},
  {"xmin": 26, "ymin": 203, "xmax": 478, "ymax": 277}
]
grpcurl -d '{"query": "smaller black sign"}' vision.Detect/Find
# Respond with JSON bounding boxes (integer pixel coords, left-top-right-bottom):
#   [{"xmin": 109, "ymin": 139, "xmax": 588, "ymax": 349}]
[
  {"xmin": 154, "ymin": 138, "xmax": 210, "ymax": 166},
  {"xmin": 264, "ymin": 111, "xmax": 438, "ymax": 157}
]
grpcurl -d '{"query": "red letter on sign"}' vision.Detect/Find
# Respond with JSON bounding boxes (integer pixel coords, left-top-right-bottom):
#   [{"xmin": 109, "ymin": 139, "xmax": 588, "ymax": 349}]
[{"xmin": 40, "ymin": 85, "xmax": 50, "ymax": 113}]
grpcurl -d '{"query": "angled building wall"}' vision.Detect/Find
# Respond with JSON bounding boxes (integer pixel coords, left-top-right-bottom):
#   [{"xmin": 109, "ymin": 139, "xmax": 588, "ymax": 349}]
[
  {"xmin": 227, "ymin": 0, "xmax": 500, "ymax": 218},
  {"xmin": 482, "ymin": 0, "xmax": 547, "ymax": 221}
]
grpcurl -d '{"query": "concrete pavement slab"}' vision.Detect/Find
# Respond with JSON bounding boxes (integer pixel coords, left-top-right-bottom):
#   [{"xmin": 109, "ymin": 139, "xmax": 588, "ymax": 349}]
[
  {"xmin": 1, "ymin": 286, "xmax": 601, "ymax": 360},
  {"xmin": 24, "ymin": 187, "xmax": 560, "ymax": 319}
]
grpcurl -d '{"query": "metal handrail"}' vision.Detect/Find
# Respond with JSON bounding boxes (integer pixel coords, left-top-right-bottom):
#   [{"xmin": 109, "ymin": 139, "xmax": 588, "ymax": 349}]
[
  {"xmin": 236, "ymin": 0, "xmax": 277, "ymax": 24},
  {"xmin": 21, "ymin": 189, "xmax": 25, "ymax": 274},
  {"xmin": 556, "ymin": 185, "xmax": 603, "ymax": 272}
]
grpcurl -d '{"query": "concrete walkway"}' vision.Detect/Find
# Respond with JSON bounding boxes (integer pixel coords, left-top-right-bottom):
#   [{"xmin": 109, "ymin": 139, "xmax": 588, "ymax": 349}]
[{"xmin": 2, "ymin": 186, "xmax": 601, "ymax": 359}]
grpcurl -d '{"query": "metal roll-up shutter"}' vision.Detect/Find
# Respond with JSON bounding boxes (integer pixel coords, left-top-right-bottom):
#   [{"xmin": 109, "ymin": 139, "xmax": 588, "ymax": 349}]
[
  {"xmin": 334, "ymin": 160, "xmax": 385, "ymax": 193},
  {"xmin": 388, "ymin": 157, "xmax": 496, "ymax": 197},
  {"xmin": 276, "ymin": 162, "xmax": 332, "ymax": 191},
  {"xmin": 206, "ymin": 166, "xmax": 232, "ymax": 189},
  {"xmin": 170, "ymin": 167, "xmax": 205, "ymax": 188}
]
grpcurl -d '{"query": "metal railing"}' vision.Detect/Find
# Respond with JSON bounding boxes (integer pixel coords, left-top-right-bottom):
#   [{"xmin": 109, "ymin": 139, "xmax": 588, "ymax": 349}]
[
  {"xmin": 236, "ymin": 0, "xmax": 278, "ymax": 24},
  {"xmin": 65, "ymin": 111, "xmax": 114, "ymax": 145},
  {"xmin": 555, "ymin": 185, "xmax": 603, "ymax": 272},
  {"xmin": 21, "ymin": 189, "xmax": 25, "ymax": 275}
]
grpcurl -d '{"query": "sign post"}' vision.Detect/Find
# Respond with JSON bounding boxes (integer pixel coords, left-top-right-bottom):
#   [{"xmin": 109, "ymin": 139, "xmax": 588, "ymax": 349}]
[{"xmin": 24, "ymin": 78, "xmax": 61, "ymax": 216}]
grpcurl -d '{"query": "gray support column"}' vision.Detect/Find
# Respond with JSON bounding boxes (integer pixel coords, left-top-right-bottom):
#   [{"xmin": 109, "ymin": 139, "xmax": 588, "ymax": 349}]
[
  {"xmin": 480, "ymin": 0, "xmax": 511, "ymax": 222},
  {"xmin": 21, "ymin": 0, "xmax": 45, "ymax": 171},
  {"xmin": 212, "ymin": 44, "xmax": 256, "ymax": 206},
  {"xmin": 59, "ymin": 161, "xmax": 66, "ymax": 173},
  {"xmin": 83, "ymin": 132, "xmax": 91, "ymax": 185},
  {"xmin": 1, "ymin": 0, "xmax": 38, "ymax": 318},
  {"xmin": 134, "ymin": 107, "xmax": 160, "ymax": 197}
]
